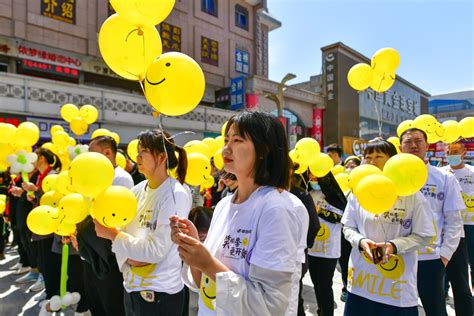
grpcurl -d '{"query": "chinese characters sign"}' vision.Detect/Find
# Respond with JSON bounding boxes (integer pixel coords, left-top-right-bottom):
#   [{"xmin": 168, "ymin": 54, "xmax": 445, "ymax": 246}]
[
  {"xmin": 161, "ymin": 23, "xmax": 181, "ymax": 52},
  {"xmin": 41, "ymin": 0, "xmax": 76, "ymax": 25},
  {"xmin": 17, "ymin": 44, "xmax": 81, "ymax": 68},
  {"xmin": 20, "ymin": 59, "xmax": 79, "ymax": 79},
  {"xmin": 230, "ymin": 76, "xmax": 245, "ymax": 110},
  {"xmin": 201, "ymin": 36, "xmax": 218, "ymax": 66},
  {"xmin": 235, "ymin": 49, "xmax": 249, "ymax": 75},
  {"xmin": 312, "ymin": 108, "xmax": 323, "ymax": 146},
  {"xmin": 324, "ymin": 52, "xmax": 336, "ymax": 102}
]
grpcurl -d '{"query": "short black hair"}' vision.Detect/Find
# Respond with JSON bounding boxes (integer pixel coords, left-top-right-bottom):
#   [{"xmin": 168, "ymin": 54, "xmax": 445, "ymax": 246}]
[
  {"xmin": 225, "ymin": 111, "xmax": 291, "ymax": 189},
  {"xmin": 188, "ymin": 207, "xmax": 213, "ymax": 233},
  {"xmin": 90, "ymin": 135, "xmax": 118, "ymax": 156},
  {"xmin": 326, "ymin": 143, "xmax": 342, "ymax": 157},
  {"xmin": 400, "ymin": 128, "xmax": 428, "ymax": 143},
  {"xmin": 364, "ymin": 140, "xmax": 398, "ymax": 158}
]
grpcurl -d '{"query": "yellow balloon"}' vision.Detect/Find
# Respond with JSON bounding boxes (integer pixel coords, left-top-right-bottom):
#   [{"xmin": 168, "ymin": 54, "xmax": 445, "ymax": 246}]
[
  {"xmin": 294, "ymin": 138, "xmax": 321, "ymax": 165},
  {"xmin": 0, "ymin": 194, "xmax": 6, "ymax": 214},
  {"xmin": 61, "ymin": 104, "xmax": 80, "ymax": 123},
  {"xmin": 459, "ymin": 117, "xmax": 474, "ymax": 138},
  {"xmin": 309, "ymin": 153, "xmax": 334, "ymax": 177},
  {"xmin": 56, "ymin": 171, "xmax": 73, "ymax": 195},
  {"xmin": 91, "ymin": 128, "xmax": 111, "ymax": 140},
  {"xmin": 116, "ymin": 152, "xmax": 127, "ymax": 169},
  {"xmin": 55, "ymin": 221, "xmax": 76, "ymax": 236},
  {"xmin": 68, "ymin": 137, "xmax": 77, "ymax": 147},
  {"xmin": 184, "ymin": 140, "xmax": 211, "ymax": 159},
  {"xmin": 0, "ymin": 143, "xmax": 14, "ymax": 162},
  {"xmin": 347, "ymin": 63, "xmax": 373, "ymax": 91},
  {"xmin": 42, "ymin": 174, "xmax": 58, "ymax": 192},
  {"xmin": 386, "ymin": 137, "xmax": 401, "ymax": 153},
  {"xmin": 127, "ymin": 139, "xmax": 139, "ymax": 162},
  {"xmin": 427, "ymin": 121, "xmax": 444, "ymax": 144},
  {"xmin": 52, "ymin": 130, "xmax": 70, "ymax": 148},
  {"xmin": 201, "ymin": 176, "xmax": 215, "ymax": 190},
  {"xmin": 42, "ymin": 142, "xmax": 59, "ymax": 155},
  {"xmin": 371, "ymin": 48, "xmax": 400, "ymax": 73},
  {"xmin": 441, "ymin": 120, "xmax": 461, "ymax": 143},
  {"xmin": 335, "ymin": 173, "xmax": 350, "ymax": 193},
  {"xmin": 144, "ymin": 52, "xmax": 205, "ymax": 116},
  {"xmin": 289, "ymin": 149, "xmax": 298, "ymax": 163},
  {"xmin": 50, "ymin": 124, "xmax": 64, "ymax": 136},
  {"xmin": 215, "ymin": 135, "xmax": 224, "ymax": 148},
  {"xmin": 93, "ymin": 186, "xmax": 137, "ymax": 228},
  {"xmin": 213, "ymin": 148, "xmax": 224, "ymax": 170},
  {"xmin": 70, "ymin": 117, "xmax": 88, "ymax": 136},
  {"xmin": 397, "ymin": 120, "xmax": 414, "ymax": 137},
  {"xmin": 40, "ymin": 190, "xmax": 64, "ymax": 208},
  {"xmin": 370, "ymin": 70, "xmax": 395, "ymax": 93},
  {"xmin": 294, "ymin": 163, "xmax": 308, "ymax": 175},
  {"xmin": 79, "ymin": 104, "xmax": 99, "ymax": 124},
  {"xmin": 15, "ymin": 122, "xmax": 40, "ymax": 147},
  {"xmin": 331, "ymin": 165, "xmax": 345, "ymax": 176},
  {"xmin": 348, "ymin": 164, "xmax": 382, "ymax": 193},
  {"xmin": 221, "ymin": 121, "xmax": 228, "ymax": 137},
  {"xmin": 110, "ymin": 0, "xmax": 175, "ymax": 27},
  {"xmin": 58, "ymin": 193, "xmax": 89, "ymax": 224},
  {"xmin": 99, "ymin": 14, "xmax": 162, "ymax": 81},
  {"xmin": 185, "ymin": 153, "xmax": 211, "ymax": 186},
  {"xmin": 202, "ymin": 138, "xmax": 219, "ymax": 156},
  {"xmin": 413, "ymin": 114, "xmax": 437, "ymax": 133},
  {"xmin": 355, "ymin": 174, "xmax": 397, "ymax": 215},
  {"xmin": 27, "ymin": 205, "xmax": 61, "ymax": 235},
  {"xmin": 69, "ymin": 152, "xmax": 114, "ymax": 197},
  {"xmin": 383, "ymin": 153, "xmax": 428, "ymax": 196},
  {"xmin": 110, "ymin": 132, "xmax": 120, "ymax": 145},
  {"xmin": 0, "ymin": 123, "xmax": 17, "ymax": 144}
]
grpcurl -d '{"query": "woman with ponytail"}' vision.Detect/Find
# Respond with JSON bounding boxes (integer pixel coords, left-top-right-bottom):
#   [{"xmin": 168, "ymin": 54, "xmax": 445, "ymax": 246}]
[{"xmin": 94, "ymin": 129, "xmax": 192, "ymax": 315}]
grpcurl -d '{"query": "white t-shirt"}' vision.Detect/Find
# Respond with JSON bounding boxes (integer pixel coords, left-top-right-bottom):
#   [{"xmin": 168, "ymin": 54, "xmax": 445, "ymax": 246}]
[
  {"xmin": 112, "ymin": 178, "xmax": 191, "ymax": 294},
  {"xmin": 113, "ymin": 166, "xmax": 134, "ymax": 189},
  {"xmin": 197, "ymin": 186, "xmax": 299, "ymax": 316},
  {"xmin": 342, "ymin": 193, "xmax": 434, "ymax": 307},
  {"xmin": 441, "ymin": 164, "xmax": 474, "ymax": 225},
  {"xmin": 308, "ymin": 194, "xmax": 343, "ymax": 259},
  {"xmin": 418, "ymin": 165, "xmax": 465, "ymax": 260}
]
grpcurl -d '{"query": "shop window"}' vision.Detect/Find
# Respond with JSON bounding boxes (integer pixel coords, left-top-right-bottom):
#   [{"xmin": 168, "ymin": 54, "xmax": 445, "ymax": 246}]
[
  {"xmin": 202, "ymin": 0, "xmax": 217, "ymax": 17},
  {"xmin": 235, "ymin": 5, "xmax": 249, "ymax": 30}
]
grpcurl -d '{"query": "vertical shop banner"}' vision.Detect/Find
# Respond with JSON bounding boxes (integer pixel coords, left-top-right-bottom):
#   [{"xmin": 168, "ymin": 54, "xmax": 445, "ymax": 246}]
[
  {"xmin": 41, "ymin": 0, "xmax": 76, "ymax": 24},
  {"xmin": 235, "ymin": 49, "xmax": 249, "ymax": 75},
  {"xmin": 230, "ymin": 76, "xmax": 245, "ymax": 110},
  {"xmin": 201, "ymin": 36, "xmax": 219, "ymax": 66},
  {"xmin": 161, "ymin": 23, "xmax": 182, "ymax": 52},
  {"xmin": 312, "ymin": 108, "xmax": 323, "ymax": 146},
  {"xmin": 245, "ymin": 93, "xmax": 259, "ymax": 110}
]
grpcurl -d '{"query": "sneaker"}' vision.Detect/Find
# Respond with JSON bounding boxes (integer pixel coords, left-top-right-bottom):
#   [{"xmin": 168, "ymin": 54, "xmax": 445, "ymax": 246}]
[
  {"xmin": 15, "ymin": 271, "xmax": 38, "ymax": 284},
  {"xmin": 29, "ymin": 274, "xmax": 45, "ymax": 292},
  {"xmin": 9, "ymin": 262, "xmax": 22, "ymax": 270},
  {"xmin": 34, "ymin": 291, "xmax": 47, "ymax": 301},
  {"xmin": 14, "ymin": 266, "xmax": 31, "ymax": 275},
  {"xmin": 340, "ymin": 291, "xmax": 348, "ymax": 302}
]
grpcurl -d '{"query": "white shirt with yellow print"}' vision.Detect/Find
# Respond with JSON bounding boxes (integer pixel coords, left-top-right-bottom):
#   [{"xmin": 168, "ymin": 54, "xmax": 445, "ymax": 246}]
[{"xmin": 442, "ymin": 164, "xmax": 474, "ymax": 225}]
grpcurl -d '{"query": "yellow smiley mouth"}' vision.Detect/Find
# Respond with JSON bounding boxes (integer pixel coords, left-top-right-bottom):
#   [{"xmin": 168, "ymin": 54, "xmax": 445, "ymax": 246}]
[
  {"xmin": 146, "ymin": 75, "xmax": 166, "ymax": 85},
  {"xmin": 317, "ymin": 228, "xmax": 326, "ymax": 237},
  {"xmin": 379, "ymin": 259, "xmax": 398, "ymax": 272},
  {"xmin": 202, "ymin": 287, "xmax": 216, "ymax": 299},
  {"xmin": 102, "ymin": 216, "xmax": 113, "ymax": 228}
]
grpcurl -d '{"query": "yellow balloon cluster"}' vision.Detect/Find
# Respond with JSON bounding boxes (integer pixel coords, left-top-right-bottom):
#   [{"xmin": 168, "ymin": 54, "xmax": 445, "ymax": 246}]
[
  {"xmin": 294, "ymin": 138, "xmax": 321, "ymax": 166},
  {"xmin": 0, "ymin": 122, "xmax": 41, "ymax": 171},
  {"xmin": 347, "ymin": 48, "xmax": 400, "ymax": 93},
  {"xmin": 186, "ymin": 153, "xmax": 211, "ymax": 187},
  {"xmin": 93, "ymin": 186, "xmax": 137, "ymax": 228},
  {"xmin": 110, "ymin": 0, "xmax": 175, "ymax": 28},
  {"xmin": 90, "ymin": 128, "xmax": 120, "ymax": 144},
  {"xmin": 60, "ymin": 104, "xmax": 98, "ymax": 136}
]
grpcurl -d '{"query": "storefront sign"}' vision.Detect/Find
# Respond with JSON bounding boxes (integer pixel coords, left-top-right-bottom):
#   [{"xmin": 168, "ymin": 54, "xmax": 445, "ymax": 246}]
[
  {"xmin": 17, "ymin": 43, "xmax": 81, "ymax": 69},
  {"xmin": 0, "ymin": 114, "xmax": 25, "ymax": 127},
  {"xmin": 41, "ymin": 0, "xmax": 76, "ymax": 25},
  {"xmin": 230, "ymin": 76, "xmax": 245, "ymax": 110},
  {"xmin": 19, "ymin": 59, "xmax": 79, "ymax": 78},
  {"xmin": 201, "ymin": 36, "xmax": 219, "ymax": 66},
  {"xmin": 312, "ymin": 108, "xmax": 323, "ymax": 146},
  {"xmin": 235, "ymin": 49, "xmax": 249, "ymax": 75},
  {"xmin": 161, "ymin": 23, "xmax": 181, "ymax": 52}
]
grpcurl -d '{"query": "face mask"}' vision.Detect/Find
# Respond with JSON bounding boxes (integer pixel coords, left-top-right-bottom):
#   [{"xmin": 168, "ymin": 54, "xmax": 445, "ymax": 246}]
[
  {"xmin": 446, "ymin": 155, "xmax": 462, "ymax": 167},
  {"xmin": 309, "ymin": 181, "xmax": 321, "ymax": 191}
]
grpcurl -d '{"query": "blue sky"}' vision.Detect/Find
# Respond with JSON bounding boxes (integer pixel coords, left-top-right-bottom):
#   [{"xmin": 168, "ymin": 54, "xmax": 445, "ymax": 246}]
[{"xmin": 268, "ymin": 0, "xmax": 474, "ymax": 96}]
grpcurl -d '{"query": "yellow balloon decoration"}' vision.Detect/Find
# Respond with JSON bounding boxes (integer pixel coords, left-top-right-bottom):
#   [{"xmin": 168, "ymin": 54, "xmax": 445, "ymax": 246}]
[
  {"xmin": 55, "ymin": 222, "xmax": 76, "ymax": 236},
  {"xmin": 294, "ymin": 138, "xmax": 321, "ymax": 165},
  {"xmin": 347, "ymin": 63, "xmax": 373, "ymax": 91},
  {"xmin": 50, "ymin": 124, "xmax": 64, "ymax": 136},
  {"xmin": 309, "ymin": 153, "xmax": 334, "ymax": 177},
  {"xmin": 58, "ymin": 193, "xmax": 89, "ymax": 224},
  {"xmin": 294, "ymin": 163, "xmax": 308, "ymax": 175},
  {"xmin": 42, "ymin": 174, "xmax": 58, "ymax": 193},
  {"xmin": 215, "ymin": 135, "xmax": 224, "ymax": 148},
  {"xmin": 348, "ymin": 164, "xmax": 382, "ymax": 193},
  {"xmin": 213, "ymin": 148, "xmax": 224, "ymax": 170},
  {"xmin": 202, "ymin": 138, "xmax": 219, "ymax": 156},
  {"xmin": 397, "ymin": 120, "xmax": 414, "ymax": 137},
  {"xmin": 201, "ymin": 176, "xmax": 215, "ymax": 190},
  {"xmin": 0, "ymin": 194, "xmax": 6, "ymax": 214},
  {"xmin": 99, "ymin": 14, "xmax": 162, "ymax": 81},
  {"xmin": 93, "ymin": 186, "xmax": 138, "ymax": 228},
  {"xmin": 110, "ymin": 0, "xmax": 175, "ymax": 27},
  {"xmin": 370, "ymin": 70, "xmax": 395, "ymax": 93},
  {"xmin": 56, "ymin": 171, "xmax": 73, "ymax": 195},
  {"xmin": 116, "ymin": 152, "xmax": 127, "ymax": 169},
  {"xmin": 52, "ymin": 131, "xmax": 70, "ymax": 148},
  {"xmin": 15, "ymin": 122, "xmax": 40, "ymax": 147},
  {"xmin": 184, "ymin": 140, "xmax": 211, "ymax": 159},
  {"xmin": 68, "ymin": 137, "xmax": 77, "ymax": 146},
  {"xmin": 459, "ymin": 117, "xmax": 474, "ymax": 138},
  {"xmin": 185, "ymin": 153, "xmax": 211, "ymax": 186},
  {"xmin": 144, "ymin": 52, "xmax": 205, "ymax": 116},
  {"xmin": 371, "ymin": 48, "xmax": 400, "ymax": 73},
  {"xmin": 0, "ymin": 123, "xmax": 17, "ymax": 144},
  {"xmin": 79, "ymin": 104, "xmax": 99, "ymax": 124},
  {"xmin": 221, "ymin": 121, "xmax": 228, "ymax": 137},
  {"xmin": 61, "ymin": 104, "xmax": 79, "ymax": 123},
  {"xmin": 27, "ymin": 205, "xmax": 61, "ymax": 235},
  {"xmin": 110, "ymin": 132, "xmax": 120, "ymax": 145},
  {"xmin": 335, "ymin": 173, "xmax": 350, "ymax": 193},
  {"xmin": 413, "ymin": 114, "xmax": 437, "ymax": 132},
  {"xmin": 289, "ymin": 149, "xmax": 298, "ymax": 163},
  {"xmin": 42, "ymin": 142, "xmax": 59, "ymax": 155},
  {"xmin": 91, "ymin": 128, "xmax": 111, "ymax": 140},
  {"xmin": 441, "ymin": 120, "xmax": 461, "ymax": 144},
  {"xmin": 386, "ymin": 137, "xmax": 401, "ymax": 153},
  {"xmin": 70, "ymin": 117, "xmax": 88, "ymax": 136},
  {"xmin": 331, "ymin": 165, "xmax": 345, "ymax": 176},
  {"xmin": 383, "ymin": 153, "xmax": 428, "ymax": 196},
  {"xmin": 127, "ymin": 139, "xmax": 139, "ymax": 162},
  {"xmin": 69, "ymin": 152, "xmax": 115, "ymax": 198},
  {"xmin": 40, "ymin": 191, "xmax": 64, "ymax": 208},
  {"xmin": 355, "ymin": 174, "xmax": 397, "ymax": 215}
]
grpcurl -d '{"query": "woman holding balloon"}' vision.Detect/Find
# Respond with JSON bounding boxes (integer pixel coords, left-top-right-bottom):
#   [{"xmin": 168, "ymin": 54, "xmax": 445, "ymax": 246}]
[
  {"xmin": 341, "ymin": 140, "xmax": 434, "ymax": 315},
  {"xmin": 94, "ymin": 129, "xmax": 191, "ymax": 315}
]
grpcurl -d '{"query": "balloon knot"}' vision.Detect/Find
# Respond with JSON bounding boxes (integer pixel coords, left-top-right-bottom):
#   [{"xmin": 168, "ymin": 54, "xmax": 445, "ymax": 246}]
[{"xmin": 152, "ymin": 111, "xmax": 160, "ymax": 118}]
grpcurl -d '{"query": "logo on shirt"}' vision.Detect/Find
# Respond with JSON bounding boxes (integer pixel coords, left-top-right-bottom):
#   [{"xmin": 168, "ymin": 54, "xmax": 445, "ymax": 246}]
[
  {"xmin": 222, "ymin": 232, "xmax": 250, "ymax": 262},
  {"xmin": 138, "ymin": 209, "xmax": 157, "ymax": 230},
  {"xmin": 437, "ymin": 192, "xmax": 445, "ymax": 201}
]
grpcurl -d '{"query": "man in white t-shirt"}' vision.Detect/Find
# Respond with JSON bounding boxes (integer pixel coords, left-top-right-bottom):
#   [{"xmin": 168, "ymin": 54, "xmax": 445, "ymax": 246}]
[{"xmin": 400, "ymin": 128, "xmax": 468, "ymax": 316}]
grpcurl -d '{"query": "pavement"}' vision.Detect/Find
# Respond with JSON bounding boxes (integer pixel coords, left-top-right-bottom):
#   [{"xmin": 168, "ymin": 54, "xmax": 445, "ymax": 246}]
[{"xmin": 0, "ymin": 243, "xmax": 458, "ymax": 315}]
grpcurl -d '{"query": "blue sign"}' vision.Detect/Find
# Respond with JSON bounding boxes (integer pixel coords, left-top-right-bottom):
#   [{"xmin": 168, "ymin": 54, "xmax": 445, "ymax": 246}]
[
  {"xmin": 230, "ymin": 76, "xmax": 245, "ymax": 110},
  {"xmin": 235, "ymin": 49, "xmax": 249, "ymax": 75}
]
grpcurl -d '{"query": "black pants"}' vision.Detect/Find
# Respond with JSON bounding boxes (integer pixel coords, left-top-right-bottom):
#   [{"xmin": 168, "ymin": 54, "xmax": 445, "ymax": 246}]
[
  {"xmin": 82, "ymin": 260, "xmax": 125, "ymax": 316},
  {"xmin": 297, "ymin": 260, "xmax": 308, "ymax": 316},
  {"xmin": 124, "ymin": 287, "xmax": 186, "ymax": 316},
  {"xmin": 308, "ymin": 255, "xmax": 338, "ymax": 316},
  {"xmin": 464, "ymin": 225, "xmax": 474, "ymax": 287},
  {"xmin": 446, "ymin": 238, "xmax": 473, "ymax": 316},
  {"xmin": 18, "ymin": 227, "xmax": 37, "ymax": 269},
  {"xmin": 339, "ymin": 232, "xmax": 352, "ymax": 292},
  {"xmin": 37, "ymin": 237, "xmax": 61, "ymax": 299},
  {"xmin": 417, "ymin": 259, "xmax": 447, "ymax": 316},
  {"xmin": 0, "ymin": 216, "xmax": 5, "ymax": 254},
  {"xmin": 344, "ymin": 292, "xmax": 418, "ymax": 316}
]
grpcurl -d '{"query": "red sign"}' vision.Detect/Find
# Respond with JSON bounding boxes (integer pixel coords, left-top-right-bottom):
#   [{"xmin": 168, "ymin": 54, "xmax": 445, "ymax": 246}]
[
  {"xmin": 245, "ymin": 93, "xmax": 259, "ymax": 110},
  {"xmin": 312, "ymin": 108, "xmax": 323, "ymax": 146},
  {"xmin": 20, "ymin": 59, "xmax": 79, "ymax": 78},
  {"xmin": 17, "ymin": 45, "xmax": 81, "ymax": 68}
]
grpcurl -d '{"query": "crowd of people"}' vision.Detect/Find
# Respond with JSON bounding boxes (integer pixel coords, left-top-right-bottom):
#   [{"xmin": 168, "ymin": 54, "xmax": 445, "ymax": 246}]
[{"xmin": 0, "ymin": 110, "xmax": 473, "ymax": 316}]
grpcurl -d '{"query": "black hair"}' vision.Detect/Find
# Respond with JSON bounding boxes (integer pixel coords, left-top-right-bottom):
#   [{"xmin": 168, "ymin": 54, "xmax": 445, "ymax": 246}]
[
  {"xmin": 326, "ymin": 143, "xmax": 342, "ymax": 157},
  {"xmin": 399, "ymin": 128, "xmax": 428, "ymax": 143},
  {"xmin": 137, "ymin": 129, "xmax": 187, "ymax": 184},
  {"xmin": 224, "ymin": 111, "xmax": 291, "ymax": 189},
  {"xmin": 35, "ymin": 148, "xmax": 62, "ymax": 171},
  {"xmin": 364, "ymin": 140, "xmax": 397, "ymax": 158},
  {"xmin": 188, "ymin": 206, "xmax": 213, "ymax": 233},
  {"xmin": 90, "ymin": 135, "xmax": 118, "ymax": 156}
]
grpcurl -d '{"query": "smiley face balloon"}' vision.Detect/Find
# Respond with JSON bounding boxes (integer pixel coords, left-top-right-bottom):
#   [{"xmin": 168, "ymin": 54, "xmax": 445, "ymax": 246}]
[
  {"xmin": 27, "ymin": 205, "xmax": 61, "ymax": 235},
  {"xmin": 93, "ymin": 186, "xmax": 137, "ymax": 228},
  {"xmin": 199, "ymin": 274, "xmax": 216, "ymax": 311},
  {"xmin": 185, "ymin": 153, "xmax": 211, "ymax": 187},
  {"xmin": 144, "ymin": 52, "xmax": 205, "ymax": 116}
]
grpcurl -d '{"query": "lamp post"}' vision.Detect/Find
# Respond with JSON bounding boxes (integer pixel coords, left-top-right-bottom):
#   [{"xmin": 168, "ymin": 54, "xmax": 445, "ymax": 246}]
[{"xmin": 264, "ymin": 73, "xmax": 296, "ymax": 119}]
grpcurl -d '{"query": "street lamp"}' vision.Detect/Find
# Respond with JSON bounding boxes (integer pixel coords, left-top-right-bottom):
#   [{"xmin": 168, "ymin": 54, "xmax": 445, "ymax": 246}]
[{"xmin": 264, "ymin": 73, "xmax": 297, "ymax": 118}]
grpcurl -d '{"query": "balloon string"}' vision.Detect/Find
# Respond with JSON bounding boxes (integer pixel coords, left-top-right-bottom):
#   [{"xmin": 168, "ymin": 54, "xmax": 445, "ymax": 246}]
[
  {"xmin": 156, "ymin": 115, "xmax": 177, "ymax": 206},
  {"xmin": 373, "ymin": 74, "xmax": 385, "ymax": 138}
]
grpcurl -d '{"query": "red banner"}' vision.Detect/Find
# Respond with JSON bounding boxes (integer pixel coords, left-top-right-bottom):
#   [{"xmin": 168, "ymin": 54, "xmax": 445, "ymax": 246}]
[{"xmin": 312, "ymin": 108, "xmax": 323, "ymax": 146}]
